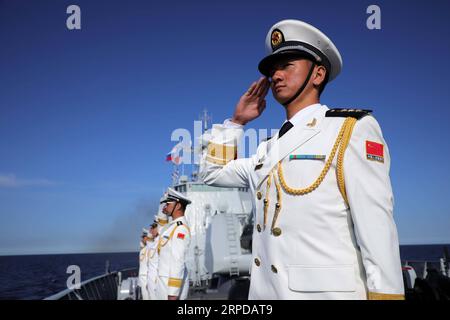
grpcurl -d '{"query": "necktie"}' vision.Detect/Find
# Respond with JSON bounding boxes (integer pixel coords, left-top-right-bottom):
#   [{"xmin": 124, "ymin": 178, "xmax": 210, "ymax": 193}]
[{"xmin": 278, "ymin": 121, "xmax": 293, "ymax": 139}]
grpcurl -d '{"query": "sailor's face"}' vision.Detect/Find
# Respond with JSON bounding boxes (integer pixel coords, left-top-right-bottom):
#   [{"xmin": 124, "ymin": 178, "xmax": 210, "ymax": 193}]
[
  {"xmin": 269, "ymin": 58, "xmax": 313, "ymax": 103},
  {"xmin": 162, "ymin": 201, "xmax": 176, "ymax": 215},
  {"xmin": 150, "ymin": 227, "xmax": 158, "ymax": 238}
]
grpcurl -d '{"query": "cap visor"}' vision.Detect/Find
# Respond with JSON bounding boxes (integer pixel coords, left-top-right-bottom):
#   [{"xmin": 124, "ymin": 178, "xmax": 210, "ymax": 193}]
[{"xmin": 258, "ymin": 50, "xmax": 315, "ymax": 77}]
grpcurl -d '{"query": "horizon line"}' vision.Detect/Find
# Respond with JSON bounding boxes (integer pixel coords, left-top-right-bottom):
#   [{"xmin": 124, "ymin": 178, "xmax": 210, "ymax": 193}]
[{"xmin": 1, "ymin": 242, "xmax": 450, "ymax": 257}]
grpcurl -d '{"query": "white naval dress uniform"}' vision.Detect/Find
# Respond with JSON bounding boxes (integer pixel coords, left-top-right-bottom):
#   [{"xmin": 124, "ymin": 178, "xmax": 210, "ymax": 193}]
[
  {"xmin": 155, "ymin": 216, "xmax": 191, "ymax": 300},
  {"xmin": 138, "ymin": 241, "xmax": 150, "ymax": 300},
  {"xmin": 200, "ymin": 103, "xmax": 404, "ymax": 300},
  {"xmin": 146, "ymin": 237, "xmax": 159, "ymax": 300}
]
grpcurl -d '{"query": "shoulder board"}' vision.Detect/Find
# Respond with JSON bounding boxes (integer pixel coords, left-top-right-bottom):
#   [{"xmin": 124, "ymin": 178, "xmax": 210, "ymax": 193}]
[
  {"xmin": 176, "ymin": 221, "xmax": 183, "ymax": 226},
  {"xmin": 325, "ymin": 108, "xmax": 372, "ymax": 119}
]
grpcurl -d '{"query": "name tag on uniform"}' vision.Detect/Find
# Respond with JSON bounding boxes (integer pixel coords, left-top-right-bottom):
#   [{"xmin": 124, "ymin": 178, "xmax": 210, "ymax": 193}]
[{"xmin": 290, "ymin": 154, "xmax": 326, "ymax": 160}]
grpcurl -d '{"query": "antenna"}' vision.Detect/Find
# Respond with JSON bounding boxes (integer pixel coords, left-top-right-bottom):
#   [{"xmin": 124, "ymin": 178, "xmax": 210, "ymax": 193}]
[
  {"xmin": 192, "ymin": 109, "xmax": 212, "ymax": 183},
  {"xmin": 199, "ymin": 108, "xmax": 212, "ymax": 133},
  {"xmin": 171, "ymin": 164, "xmax": 179, "ymax": 186}
]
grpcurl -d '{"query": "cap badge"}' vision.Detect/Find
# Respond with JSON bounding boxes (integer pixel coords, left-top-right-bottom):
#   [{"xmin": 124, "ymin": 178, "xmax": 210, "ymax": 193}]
[{"xmin": 271, "ymin": 29, "xmax": 284, "ymax": 49}]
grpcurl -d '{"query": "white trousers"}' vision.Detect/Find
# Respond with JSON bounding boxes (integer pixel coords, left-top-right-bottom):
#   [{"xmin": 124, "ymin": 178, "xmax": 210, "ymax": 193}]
[
  {"xmin": 139, "ymin": 274, "xmax": 150, "ymax": 300},
  {"xmin": 147, "ymin": 270, "xmax": 158, "ymax": 300},
  {"xmin": 155, "ymin": 275, "xmax": 189, "ymax": 300}
]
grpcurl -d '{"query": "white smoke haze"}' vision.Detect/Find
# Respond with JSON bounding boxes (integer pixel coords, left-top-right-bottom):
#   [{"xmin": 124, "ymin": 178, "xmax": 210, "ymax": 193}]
[{"xmin": 91, "ymin": 196, "xmax": 160, "ymax": 253}]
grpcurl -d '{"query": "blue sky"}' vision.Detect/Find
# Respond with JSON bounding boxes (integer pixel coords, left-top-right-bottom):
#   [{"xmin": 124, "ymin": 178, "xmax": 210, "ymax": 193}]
[{"xmin": 1, "ymin": 0, "xmax": 449, "ymax": 255}]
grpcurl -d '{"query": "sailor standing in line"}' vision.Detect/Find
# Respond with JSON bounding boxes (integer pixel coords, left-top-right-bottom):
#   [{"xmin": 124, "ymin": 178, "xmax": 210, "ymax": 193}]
[
  {"xmin": 200, "ymin": 19, "xmax": 404, "ymax": 299},
  {"xmin": 155, "ymin": 188, "xmax": 191, "ymax": 300},
  {"xmin": 146, "ymin": 211, "xmax": 168, "ymax": 300},
  {"xmin": 138, "ymin": 228, "xmax": 150, "ymax": 300}
]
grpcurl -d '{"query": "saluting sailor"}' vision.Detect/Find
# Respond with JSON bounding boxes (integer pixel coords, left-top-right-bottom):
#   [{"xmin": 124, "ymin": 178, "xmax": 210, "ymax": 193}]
[
  {"xmin": 155, "ymin": 188, "xmax": 191, "ymax": 300},
  {"xmin": 146, "ymin": 211, "xmax": 169, "ymax": 300},
  {"xmin": 200, "ymin": 19, "xmax": 404, "ymax": 300},
  {"xmin": 138, "ymin": 228, "xmax": 151, "ymax": 300}
]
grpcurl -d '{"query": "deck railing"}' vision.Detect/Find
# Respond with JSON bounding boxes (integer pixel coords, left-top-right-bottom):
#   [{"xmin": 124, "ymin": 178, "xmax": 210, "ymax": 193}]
[{"xmin": 44, "ymin": 267, "xmax": 138, "ymax": 300}]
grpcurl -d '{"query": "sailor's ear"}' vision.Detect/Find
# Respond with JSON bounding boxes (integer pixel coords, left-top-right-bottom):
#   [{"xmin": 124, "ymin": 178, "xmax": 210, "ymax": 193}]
[{"xmin": 313, "ymin": 65, "xmax": 327, "ymax": 86}]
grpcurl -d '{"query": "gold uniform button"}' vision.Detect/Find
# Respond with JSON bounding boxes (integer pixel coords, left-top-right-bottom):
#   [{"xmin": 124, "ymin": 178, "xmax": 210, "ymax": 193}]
[
  {"xmin": 256, "ymin": 224, "xmax": 261, "ymax": 232},
  {"xmin": 272, "ymin": 227, "xmax": 282, "ymax": 237},
  {"xmin": 257, "ymin": 191, "xmax": 262, "ymax": 200},
  {"xmin": 271, "ymin": 265, "xmax": 278, "ymax": 273},
  {"xmin": 254, "ymin": 258, "xmax": 260, "ymax": 267}
]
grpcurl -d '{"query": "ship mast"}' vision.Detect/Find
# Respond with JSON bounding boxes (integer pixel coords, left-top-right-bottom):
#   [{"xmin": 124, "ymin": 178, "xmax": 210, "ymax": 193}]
[
  {"xmin": 200, "ymin": 108, "xmax": 211, "ymax": 133},
  {"xmin": 191, "ymin": 109, "xmax": 211, "ymax": 182}
]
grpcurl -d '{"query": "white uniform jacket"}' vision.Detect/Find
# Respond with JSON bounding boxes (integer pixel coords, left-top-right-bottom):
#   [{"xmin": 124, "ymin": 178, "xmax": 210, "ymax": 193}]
[
  {"xmin": 146, "ymin": 237, "xmax": 159, "ymax": 300},
  {"xmin": 138, "ymin": 241, "xmax": 150, "ymax": 300},
  {"xmin": 200, "ymin": 104, "xmax": 404, "ymax": 300},
  {"xmin": 156, "ymin": 216, "xmax": 191, "ymax": 300}
]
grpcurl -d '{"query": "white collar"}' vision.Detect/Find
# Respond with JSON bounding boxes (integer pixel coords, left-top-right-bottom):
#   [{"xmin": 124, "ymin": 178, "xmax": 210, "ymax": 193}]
[
  {"xmin": 170, "ymin": 216, "xmax": 185, "ymax": 224},
  {"xmin": 283, "ymin": 103, "xmax": 322, "ymax": 127}
]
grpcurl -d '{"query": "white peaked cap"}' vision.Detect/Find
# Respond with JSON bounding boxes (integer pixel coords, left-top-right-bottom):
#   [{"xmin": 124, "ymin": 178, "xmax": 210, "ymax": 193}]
[
  {"xmin": 258, "ymin": 19, "xmax": 343, "ymax": 81},
  {"xmin": 160, "ymin": 187, "xmax": 191, "ymax": 205}
]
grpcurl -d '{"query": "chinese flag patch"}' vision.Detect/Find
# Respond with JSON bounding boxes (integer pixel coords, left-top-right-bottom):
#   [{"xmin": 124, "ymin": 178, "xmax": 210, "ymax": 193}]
[
  {"xmin": 366, "ymin": 140, "xmax": 384, "ymax": 163},
  {"xmin": 177, "ymin": 233, "xmax": 185, "ymax": 240}
]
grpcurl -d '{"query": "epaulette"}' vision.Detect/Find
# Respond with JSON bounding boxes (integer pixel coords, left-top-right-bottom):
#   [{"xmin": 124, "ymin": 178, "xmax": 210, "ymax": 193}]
[
  {"xmin": 325, "ymin": 108, "xmax": 372, "ymax": 120},
  {"xmin": 176, "ymin": 221, "xmax": 183, "ymax": 226}
]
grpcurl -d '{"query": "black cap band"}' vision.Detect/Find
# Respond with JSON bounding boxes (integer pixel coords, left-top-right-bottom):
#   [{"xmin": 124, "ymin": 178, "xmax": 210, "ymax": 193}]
[{"xmin": 258, "ymin": 40, "xmax": 331, "ymax": 77}]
